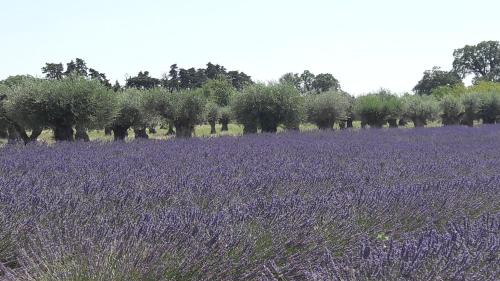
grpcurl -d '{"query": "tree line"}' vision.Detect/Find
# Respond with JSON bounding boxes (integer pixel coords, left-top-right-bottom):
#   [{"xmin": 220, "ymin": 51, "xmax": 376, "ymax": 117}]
[{"xmin": 0, "ymin": 40, "xmax": 499, "ymax": 144}]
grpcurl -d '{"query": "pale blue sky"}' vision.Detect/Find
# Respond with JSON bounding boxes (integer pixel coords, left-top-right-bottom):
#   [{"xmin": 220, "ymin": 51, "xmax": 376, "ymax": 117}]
[{"xmin": 1, "ymin": 0, "xmax": 499, "ymax": 95}]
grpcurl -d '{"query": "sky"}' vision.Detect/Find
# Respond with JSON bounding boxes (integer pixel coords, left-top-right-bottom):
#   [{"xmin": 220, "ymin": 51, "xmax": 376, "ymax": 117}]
[{"xmin": 0, "ymin": 0, "xmax": 499, "ymax": 95}]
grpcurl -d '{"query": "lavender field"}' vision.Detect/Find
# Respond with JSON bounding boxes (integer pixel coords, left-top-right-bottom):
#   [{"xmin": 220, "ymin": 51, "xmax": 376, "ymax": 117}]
[{"xmin": 1, "ymin": 126, "xmax": 499, "ymax": 280}]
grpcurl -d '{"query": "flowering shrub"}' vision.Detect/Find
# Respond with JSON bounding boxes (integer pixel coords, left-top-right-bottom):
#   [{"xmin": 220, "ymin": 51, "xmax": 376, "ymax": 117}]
[{"xmin": 0, "ymin": 126, "xmax": 499, "ymax": 280}]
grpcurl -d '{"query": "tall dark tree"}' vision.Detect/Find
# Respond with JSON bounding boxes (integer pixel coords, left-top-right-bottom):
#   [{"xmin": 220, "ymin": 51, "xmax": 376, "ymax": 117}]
[
  {"xmin": 89, "ymin": 68, "xmax": 111, "ymax": 88},
  {"xmin": 312, "ymin": 73, "xmax": 341, "ymax": 93},
  {"xmin": 227, "ymin": 71, "xmax": 252, "ymax": 90},
  {"xmin": 194, "ymin": 68, "xmax": 208, "ymax": 88},
  {"xmin": 164, "ymin": 64, "xmax": 180, "ymax": 92},
  {"xmin": 178, "ymin": 68, "xmax": 202, "ymax": 90},
  {"xmin": 178, "ymin": 68, "xmax": 190, "ymax": 89},
  {"xmin": 452, "ymin": 41, "xmax": 500, "ymax": 83},
  {"xmin": 413, "ymin": 67, "xmax": 463, "ymax": 95},
  {"xmin": 279, "ymin": 73, "xmax": 302, "ymax": 91},
  {"xmin": 205, "ymin": 62, "xmax": 227, "ymax": 79},
  {"xmin": 300, "ymin": 70, "xmax": 315, "ymax": 93},
  {"xmin": 112, "ymin": 80, "xmax": 122, "ymax": 92},
  {"xmin": 125, "ymin": 71, "xmax": 160, "ymax": 89},
  {"xmin": 64, "ymin": 58, "xmax": 88, "ymax": 77},
  {"xmin": 42, "ymin": 63, "xmax": 64, "ymax": 80}
]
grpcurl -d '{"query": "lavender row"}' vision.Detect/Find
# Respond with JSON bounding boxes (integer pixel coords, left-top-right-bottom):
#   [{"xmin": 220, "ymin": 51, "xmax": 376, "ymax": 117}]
[{"xmin": 1, "ymin": 125, "xmax": 499, "ymax": 280}]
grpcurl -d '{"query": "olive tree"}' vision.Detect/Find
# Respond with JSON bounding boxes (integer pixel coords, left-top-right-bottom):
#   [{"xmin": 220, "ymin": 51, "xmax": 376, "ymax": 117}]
[
  {"xmin": 305, "ymin": 91, "xmax": 349, "ymax": 129},
  {"xmin": 2, "ymin": 77, "xmax": 114, "ymax": 142},
  {"xmin": 205, "ymin": 102, "xmax": 220, "ymax": 134},
  {"xmin": 0, "ymin": 84, "xmax": 9, "ymax": 139},
  {"xmin": 202, "ymin": 78, "xmax": 236, "ymax": 131},
  {"xmin": 171, "ymin": 90, "xmax": 206, "ymax": 137},
  {"xmin": 111, "ymin": 89, "xmax": 149, "ymax": 141},
  {"xmin": 0, "ymin": 78, "xmax": 45, "ymax": 144},
  {"xmin": 355, "ymin": 91, "xmax": 403, "ymax": 128},
  {"xmin": 460, "ymin": 93, "xmax": 481, "ymax": 126},
  {"xmin": 477, "ymin": 91, "xmax": 500, "ymax": 124},
  {"xmin": 231, "ymin": 83, "xmax": 303, "ymax": 134},
  {"xmin": 439, "ymin": 95, "xmax": 464, "ymax": 125},
  {"xmin": 401, "ymin": 95, "xmax": 439, "ymax": 127},
  {"xmin": 219, "ymin": 106, "xmax": 232, "ymax": 132},
  {"xmin": 144, "ymin": 88, "xmax": 205, "ymax": 138}
]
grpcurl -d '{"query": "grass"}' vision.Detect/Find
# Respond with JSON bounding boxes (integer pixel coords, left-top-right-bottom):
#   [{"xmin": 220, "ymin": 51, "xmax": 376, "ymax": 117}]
[{"xmin": 0, "ymin": 120, "xmax": 470, "ymax": 144}]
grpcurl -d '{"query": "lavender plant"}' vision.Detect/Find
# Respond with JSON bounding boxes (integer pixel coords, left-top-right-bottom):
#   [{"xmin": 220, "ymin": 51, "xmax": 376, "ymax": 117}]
[{"xmin": 0, "ymin": 125, "xmax": 499, "ymax": 280}]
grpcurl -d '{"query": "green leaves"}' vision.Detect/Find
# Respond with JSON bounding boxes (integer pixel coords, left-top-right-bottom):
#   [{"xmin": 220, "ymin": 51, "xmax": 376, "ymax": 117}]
[
  {"xmin": 201, "ymin": 78, "xmax": 235, "ymax": 107},
  {"xmin": 355, "ymin": 91, "xmax": 403, "ymax": 128},
  {"xmin": 401, "ymin": 95, "xmax": 439, "ymax": 127},
  {"xmin": 231, "ymin": 83, "xmax": 304, "ymax": 133},
  {"xmin": 305, "ymin": 91, "xmax": 349, "ymax": 129},
  {"xmin": 452, "ymin": 41, "xmax": 500, "ymax": 83}
]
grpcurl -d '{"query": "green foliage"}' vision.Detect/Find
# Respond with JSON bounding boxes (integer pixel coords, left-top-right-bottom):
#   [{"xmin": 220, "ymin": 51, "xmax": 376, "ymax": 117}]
[
  {"xmin": 201, "ymin": 78, "xmax": 236, "ymax": 107},
  {"xmin": 401, "ymin": 95, "xmax": 440, "ymax": 127},
  {"xmin": 305, "ymin": 91, "xmax": 349, "ymax": 129},
  {"xmin": 219, "ymin": 106, "xmax": 232, "ymax": 122},
  {"xmin": 312, "ymin": 73, "xmax": 341, "ymax": 93},
  {"xmin": 204, "ymin": 102, "xmax": 219, "ymax": 122},
  {"xmin": 431, "ymin": 84, "xmax": 467, "ymax": 99},
  {"xmin": 300, "ymin": 70, "xmax": 315, "ymax": 93},
  {"xmin": 279, "ymin": 71, "xmax": 340, "ymax": 94},
  {"xmin": 171, "ymin": 90, "xmax": 205, "ymax": 124},
  {"xmin": 2, "ymin": 77, "xmax": 115, "ymax": 141},
  {"xmin": 42, "ymin": 58, "xmax": 111, "ymax": 88},
  {"xmin": 476, "ymin": 91, "xmax": 500, "ymax": 124},
  {"xmin": 439, "ymin": 95, "xmax": 464, "ymax": 125},
  {"xmin": 453, "ymin": 41, "xmax": 500, "ymax": 83},
  {"xmin": 170, "ymin": 90, "xmax": 206, "ymax": 137},
  {"xmin": 204, "ymin": 102, "xmax": 220, "ymax": 134},
  {"xmin": 355, "ymin": 90, "xmax": 403, "ymax": 128},
  {"xmin": 113, "ymin": 89, "xmax": 149, "ymax": 129},
  {"xmin": 126, "ymin": 71, "xmax": 160, "ymax": 89},
  {"xmin": 0, "ymin": 75, "xmax": 35, "ymax": 88},
  {"xmin": 219, "ymin": 106, "xmax": 232, "ymax": 131},
  {"xmin": 142, "ymin": 87, "xmax": 207, "ymax": 138},
  {"xmin": 0, "ymin": 84, "xmax": 9, "ymax": 138},
  {"xmin": 231, "ymin": 83, "xmax": 304, "ymax": 134},
  {"xmin": 461, "ymin": 93, "xmax": 482, "ymax": 126},
  {"xmin": 41, "ymin": 63, "xmax": 64, "ymax": 80},
  {"xmin": 468, "ymin": 81, "xmax": 500, "ymax": 93},
  {"xmin": 279, "ymin": 73, "xmax": 302, "ymax": 92},
  {"xmin": 414, "ymin": 67, "xmax": 463, "ymax": 95}
]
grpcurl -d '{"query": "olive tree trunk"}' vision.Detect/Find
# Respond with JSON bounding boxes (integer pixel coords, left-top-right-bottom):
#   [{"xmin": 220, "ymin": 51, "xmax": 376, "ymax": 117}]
[
  {"xmin": 175, "ymin": 124, "xmax": 192, "ymax": 138},
  {"xmin": 412, "ymin": 118, "xmax": 426, "ymax": 128},
  {"xmin": 28, "ymin": 127, "xmax": 43, "ymax": 143},
  {"xmin": 7, "ymin": 125, "xmax": 21, "ymax": 144},
  {"xmin": 339, "ymin": 120, "xmax": 346, "ymax": 129},
  {"xmin": 134, "ymin": 128, "xmax": 149, "ymax": 139},
  {"xmin": 167, "ymin": 122, "xmax": 175, "ymax": 135},
  {"xmin": 243, "ymin": 122, "xmax": 258, "ymax": 134},
  {"xmin": 482, "ymin": 117, "xmax": 496, "ymax": 124},
  {"xmin": 387, "ymin": 118, "xmax": 398, "ymax": 128},
  {"xmin": 220, "ymin": 119, "xmax": 229, "ymax": 131},
  {"xmin": 347, "ymin": 118, "xmax": 353, "ymax": 128},
  {"xmin": 209, "ymin": 121, "xmax": 216, "ymax": 135},
  {"xmin": 75, "ymin": 126, "xmax": 90, "ymax": 142},
  {"xmin": 54, "ymin": 125, "xmax": 74, "ymax": 142},
  {"xmin": 461, "ymin": 117, "xmax": 474, "ymax": 127},
  {"xmin": 0, "ymin": 127, "xmax": 7, "ymax": 138},
  {"xmin": 317, "ymin": 120, "xmax": 334, "ymax": 130},
  {"xmin": 104, "ymin": 126, "xmax": 113, "ymax": 135},
  {"xmin": 112, "ymin": 125, "xmax": 128, "ymax": 141},
  {"xmin": 260, "ymin": 122, "xmax": 278, "ymax": 133}
]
